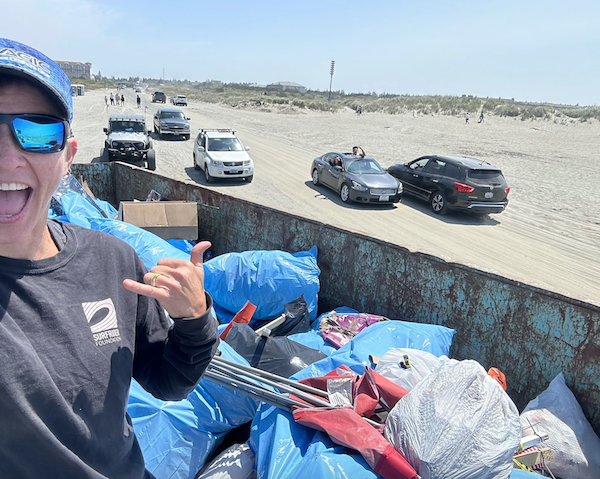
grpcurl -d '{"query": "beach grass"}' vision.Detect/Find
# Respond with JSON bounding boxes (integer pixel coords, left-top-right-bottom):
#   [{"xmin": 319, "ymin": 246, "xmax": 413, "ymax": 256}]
[{"xmin": 87, "ymin": 77, "xmax": 599, "ymax": 122}]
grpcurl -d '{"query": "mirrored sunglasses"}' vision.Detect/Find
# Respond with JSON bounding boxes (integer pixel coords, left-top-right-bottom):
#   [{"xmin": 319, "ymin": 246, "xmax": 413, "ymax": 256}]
[{"xmin": 0, "ymin": 113, "xmax": 69, "ymax": 153}]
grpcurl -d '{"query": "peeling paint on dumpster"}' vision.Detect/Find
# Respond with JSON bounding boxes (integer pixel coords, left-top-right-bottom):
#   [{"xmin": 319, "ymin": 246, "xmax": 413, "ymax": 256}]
[{"xmin": 71, "ymin": 162, "xmax": 600, "ymax": 435}]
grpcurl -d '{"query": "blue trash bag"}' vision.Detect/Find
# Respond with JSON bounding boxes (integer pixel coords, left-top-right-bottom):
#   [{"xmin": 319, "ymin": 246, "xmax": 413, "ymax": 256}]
[
  {"xmin": 510, "ymin": 470, "xmax": 545, "ymax": 478},
  {"xmin": 128, "ymin": 341, "xmax": 262, "ymax": 479},
  {"xmin": 88, "ymin": 218, "xmax": 189, "ymax": 270},
  {"xmin": 49, "ymin": 186, "xmax": 117, "ymax": 225},
  {"xmin": 203, "ymin": 247, "xmax": 320, "ymax": 324},
  {"xmin": 292, "ymin": 319, "xmax": 456, "ymax": 380},
  {"xmin": 250, "ymin": 404, "xmax": 379, "ymax": 479},
  {"xmin": 50, "ymin": 188, "xmax": 190, "ymax": 269},
  {"xmin": 250, "ymin": 318, "xmax": 456, "ymax": 479}
]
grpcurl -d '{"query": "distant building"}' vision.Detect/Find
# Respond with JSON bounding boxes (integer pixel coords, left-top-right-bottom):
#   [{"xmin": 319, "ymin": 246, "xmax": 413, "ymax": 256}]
[
  {"xmin": 56, "ymin": 60, "xmax": 92, "ymax": 79},
  {"xmin": 266, "ymin": 81, "xmax": 307, "ymax": 94}
]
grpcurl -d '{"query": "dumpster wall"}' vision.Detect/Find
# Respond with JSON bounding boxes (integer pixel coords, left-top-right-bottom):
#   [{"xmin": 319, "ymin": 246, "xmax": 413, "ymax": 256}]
[{"xmin": 71, "ymin": 162, "xmax": 600, "ymax": 434}]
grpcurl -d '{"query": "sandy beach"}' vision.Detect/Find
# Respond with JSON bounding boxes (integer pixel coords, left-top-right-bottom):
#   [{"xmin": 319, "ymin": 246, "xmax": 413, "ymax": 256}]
[{"xmin": 72, "ymin": 89, "xmax": 600, "ymax": 306}]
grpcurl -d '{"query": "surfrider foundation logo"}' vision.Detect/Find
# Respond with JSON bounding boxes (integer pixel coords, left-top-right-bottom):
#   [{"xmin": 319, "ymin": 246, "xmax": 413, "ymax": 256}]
[{"xmin": 82, "ymin": 298, "xmax": 122, "ymax": 346}]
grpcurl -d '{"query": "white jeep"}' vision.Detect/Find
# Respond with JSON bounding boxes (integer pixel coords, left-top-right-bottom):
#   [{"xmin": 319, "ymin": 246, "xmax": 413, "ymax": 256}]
[{"xmin": 101, "ymin": 114, "xmax": 156, "ymax": 170}]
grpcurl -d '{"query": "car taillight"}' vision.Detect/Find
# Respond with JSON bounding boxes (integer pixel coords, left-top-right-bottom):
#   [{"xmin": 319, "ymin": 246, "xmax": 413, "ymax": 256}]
[
  {"xmin": 505, "ymin": 186, "xmax": 511, "ymax": 195},
  {"xmin": 454, "ymin": 182, "xmax": 475, "ymax": 193}
]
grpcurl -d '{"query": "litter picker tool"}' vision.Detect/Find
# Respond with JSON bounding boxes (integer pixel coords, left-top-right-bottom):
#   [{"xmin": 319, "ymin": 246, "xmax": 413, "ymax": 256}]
[{"xmin": 205, "ymin": 355, "xmax": 379, "ymax": 426}]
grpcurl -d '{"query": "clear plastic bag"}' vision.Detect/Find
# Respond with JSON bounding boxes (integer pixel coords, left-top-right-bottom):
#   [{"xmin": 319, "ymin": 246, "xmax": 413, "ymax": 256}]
[
  {"xmin": 375, "ymin": 348, "xmax": 448, "ymax": 391},
  {"xmin": 385, "ymin": 359, "xmax": 520, "ymax": 479},
  {"xmin": 520, "ymin": 373, "xmax": 600, "ymax": 479}
]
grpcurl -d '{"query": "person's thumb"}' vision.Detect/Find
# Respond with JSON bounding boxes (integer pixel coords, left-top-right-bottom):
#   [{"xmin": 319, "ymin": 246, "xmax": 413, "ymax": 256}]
[{"xmin": 190, "ymin": 241, "xmax": 212, "ymax": 266}]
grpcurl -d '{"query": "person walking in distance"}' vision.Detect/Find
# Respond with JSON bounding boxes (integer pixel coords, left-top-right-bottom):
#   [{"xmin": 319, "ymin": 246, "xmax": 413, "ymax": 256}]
[
  {"xmin": 137, "ymin": 94, "xmax": 141, "ymax": 108},
  {"xmin": 466, "ymin": 113, "xmax": 470, "ymax": 124},
  {"xmin": 121, "ymin": 94, "xmax": 125, "ymax": 106},
  {"xmin": 110, "ymin": 92, "xmax": 114, "ymax": 105},
  {"xmin": 479, "ymin": 111, "xmax": 484, "ymax": 123},
  {"xmin": 104, "ymin": 95, "xmax": 108, "ymax": 108},
  {"xmin": 0, "ymin": 37, "xmax": 219, "ymax": 479}
]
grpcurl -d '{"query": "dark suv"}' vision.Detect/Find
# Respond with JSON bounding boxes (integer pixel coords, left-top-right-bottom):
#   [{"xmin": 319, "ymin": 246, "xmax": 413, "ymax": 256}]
[
  {"xmin": 151, "ymin": 91, "xmax": 166, "ymax": 103},
  {"xmin": 387, "ymin": 155, "xmax": 509, "ymax": 215},
  {"xmin": 153, "ymin": 108, "xmax": 190, "ymax": 140}
]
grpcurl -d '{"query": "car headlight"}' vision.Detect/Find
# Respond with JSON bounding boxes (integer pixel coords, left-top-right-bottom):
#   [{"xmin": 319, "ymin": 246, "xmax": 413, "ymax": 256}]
[
  {"xmin": 243, "ymin": 160, "xmax": 251, "ymax": 166},
  {"xmin": 210, "ymin": 160, "xmax": 224, "ymax": 167},
  {"xmin": 351, "ymin": 180, "xmax": 368, "ymax": 191},
  {"xmin": 397, "ymin": 182, "xmax": 403, "ymax": 193}
]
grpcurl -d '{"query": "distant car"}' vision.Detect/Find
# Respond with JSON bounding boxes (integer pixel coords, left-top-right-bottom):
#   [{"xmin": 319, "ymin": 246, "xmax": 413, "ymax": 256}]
[
  {"xmin": 193, "ymin": 129, "xmax": 254, "ymax": 183},
  {"xmin": 310, "ymin": 152, "xmax": 402, "ymax": 204},
  {"xmin": 172, "ymin": 95, "xmax": 188, "ymax": 106},
  {"xmin": 134, "ymin": 86, "xmax": 142, "ymax": 93},
  {"xmin": 153, "ymin": 108, "xmax": 190, "ymax": 139},
  {"xmin": 387, "ymin": 155, "xmax": 510, "ymax": 215},
  {"xmin": 151, "ymin": 91, "xmax": 166, "ymax": 103},
  {"xmin": 101, "ymin": 114, "xmax": 155, "ymax": 170}
]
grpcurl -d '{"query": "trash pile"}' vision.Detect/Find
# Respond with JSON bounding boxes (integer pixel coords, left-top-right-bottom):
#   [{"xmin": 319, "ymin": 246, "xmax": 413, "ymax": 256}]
[{"xmin": 50, "ymin": 179, "xmax": 600, "ymax": 479}]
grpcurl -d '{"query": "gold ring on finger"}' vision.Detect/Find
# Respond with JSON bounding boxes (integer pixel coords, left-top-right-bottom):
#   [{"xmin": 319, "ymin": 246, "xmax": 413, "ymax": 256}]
[{"xmin": 150, "ymin": 272, "xmax": 161, "ymax": 288}]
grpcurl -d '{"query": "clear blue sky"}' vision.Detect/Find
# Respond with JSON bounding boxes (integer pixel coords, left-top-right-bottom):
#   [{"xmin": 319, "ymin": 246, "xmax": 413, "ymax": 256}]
[{"xmin": 4, "ymin": 0, "xmax": 598, "ymax": 105}]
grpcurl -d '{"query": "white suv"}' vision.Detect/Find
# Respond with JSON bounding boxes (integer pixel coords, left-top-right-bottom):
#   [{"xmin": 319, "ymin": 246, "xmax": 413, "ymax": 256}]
[
  {"xmin": 172, "ymin": 95, "xmax": 188, "ymax": 106},
  {"xmin": 193, "ymin": 129, "xmax": 254, "ymax": 183}
]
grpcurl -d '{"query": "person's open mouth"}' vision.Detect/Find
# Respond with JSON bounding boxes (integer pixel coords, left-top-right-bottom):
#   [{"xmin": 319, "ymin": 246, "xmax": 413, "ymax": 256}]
[{"xmin": 0, "ymin": 183, "xmax": 31, "ymax": 219}]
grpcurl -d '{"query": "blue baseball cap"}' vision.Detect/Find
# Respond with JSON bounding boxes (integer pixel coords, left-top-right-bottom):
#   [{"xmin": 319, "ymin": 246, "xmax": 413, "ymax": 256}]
[{"xmin": 0, "ymin": 38, "xmax": 73, "ymax": 122}]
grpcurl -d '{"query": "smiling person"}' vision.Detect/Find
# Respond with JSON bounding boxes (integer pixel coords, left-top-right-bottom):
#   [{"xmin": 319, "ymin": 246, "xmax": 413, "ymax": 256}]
[{"xmin": 0, "ymin": 38, "xmax": 219, "ymax": 478}]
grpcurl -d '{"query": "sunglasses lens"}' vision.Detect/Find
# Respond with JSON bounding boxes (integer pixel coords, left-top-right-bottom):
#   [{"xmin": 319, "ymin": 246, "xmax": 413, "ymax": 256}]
[{"xmin": 12, "ymin": 116, "xmax": 66, "ymax": 153}]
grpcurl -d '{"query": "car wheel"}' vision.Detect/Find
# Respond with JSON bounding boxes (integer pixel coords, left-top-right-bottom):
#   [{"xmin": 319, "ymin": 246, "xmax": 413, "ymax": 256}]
[
  {"xmin": 153, "ymin": 125, "xmax": 157, "ymax": 134},
  {"xmin": 340, "ymin": 183, "xmax": 351, "ymax": 203},
  {"xmin": 245, "ymin": 175, "xmax": 253, "ymax": 183},
  {"xmin": 100, "ymin": 147, "xmax": 110, "ymax": 162},
  {"xmin": 146, "ymin": 149, "xmax": 156, "ymax": 171},
  {"xmin": 205, "ymin": 164, "xmax": 214, "ymax": 183},
  {"xmin": 193, "ymin": 152, "xmax": 200, "ymax": 170},
  {"xmin": 430, "ymin": 191, "xmax": 448, "ymax": 214},
  {"xmin": 312, "ymin": 169, "xmax": 320, "ymax": 185}
]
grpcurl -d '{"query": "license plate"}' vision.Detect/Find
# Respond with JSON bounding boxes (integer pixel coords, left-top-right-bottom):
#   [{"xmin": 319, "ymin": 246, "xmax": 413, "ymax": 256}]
[
  {"xmin": 485, "ymin": 192, "xmax": 494, "ymax": 198},
  {"xmin": 379, "ymin": 195, "xmax": 389, "ymax": 202}
]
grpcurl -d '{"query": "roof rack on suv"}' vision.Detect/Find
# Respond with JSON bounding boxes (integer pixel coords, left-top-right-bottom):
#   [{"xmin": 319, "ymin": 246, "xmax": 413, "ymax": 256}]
[{"xmin": 201, "ymin": 129, "xmax": 235, "ymax": 134}]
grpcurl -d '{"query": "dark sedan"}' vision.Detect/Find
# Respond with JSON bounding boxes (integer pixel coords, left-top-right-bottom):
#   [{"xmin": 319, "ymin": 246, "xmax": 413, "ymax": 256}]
[
  {"xmin": 387, "ymin": 155, "xmax": 510, "ymax": 215},
  {"xmin": 311, "ymin": 152, "xmax": 402, "ymax": 204}
]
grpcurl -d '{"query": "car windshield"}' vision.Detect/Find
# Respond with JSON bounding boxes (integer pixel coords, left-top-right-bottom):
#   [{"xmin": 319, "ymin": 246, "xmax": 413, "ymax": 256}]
[
  {"xmin": 208, "ymin": 138, "xmax": 244, "ymax": 151},
  {"xmin": 160, "ymin": 111, "xmax": 185, "ymax": 119},
  {"xmin": 467, "ymin": 169, "xmax": 505, "ymax": 184},
  {"xmin": 110, "ymin": 121, "xmax": 145, "ymax": 132},
  {"xmin": 346, "ymin": 158, "xmax": 385, "ymax": 174}
]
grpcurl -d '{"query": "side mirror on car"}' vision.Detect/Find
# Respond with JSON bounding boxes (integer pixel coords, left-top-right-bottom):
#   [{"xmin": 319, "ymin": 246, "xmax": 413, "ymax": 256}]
[
  {"xmin": 334, "ymin": 165, "xmax": 343, "ymax": 171},
  {"xmin": 103, "ymin": 128, "xmax": 108, "ymax": 133},
  {"xmin": 186, "ymin": 117, "xmax": 190, "ymax": 120},
  {"xmin": 245, "ymin": 146, "xmax": 250, "ymax": 151},
  {"xmin": 198, "ymin": 146, "xmax": 205, "ymax": 152}
]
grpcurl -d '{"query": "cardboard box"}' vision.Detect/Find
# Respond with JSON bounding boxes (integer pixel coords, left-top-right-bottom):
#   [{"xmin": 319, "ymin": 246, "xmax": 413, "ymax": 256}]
[{"xmin": 118, "ymin": 201, "xmax": 198, "ymax": 240}]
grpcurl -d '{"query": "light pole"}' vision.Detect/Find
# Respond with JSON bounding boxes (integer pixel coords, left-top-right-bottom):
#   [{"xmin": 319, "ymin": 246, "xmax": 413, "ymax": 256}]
[{"xmin": 328, "ymin": 60, "xmax": 335, "ymax": 102}]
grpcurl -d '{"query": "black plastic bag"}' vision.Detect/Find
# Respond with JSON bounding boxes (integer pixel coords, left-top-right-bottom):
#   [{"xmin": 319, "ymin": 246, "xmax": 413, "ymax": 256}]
[{"xmin": 224, "ymin": 322, "xmax": 327, "ymax": 378}]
